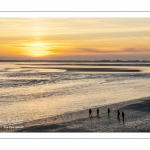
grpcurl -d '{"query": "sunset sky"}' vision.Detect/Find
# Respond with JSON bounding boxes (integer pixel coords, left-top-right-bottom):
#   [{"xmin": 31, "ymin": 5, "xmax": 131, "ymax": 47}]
[{"xmin": 1, "ymin": 18, "xmax": 150, "ymax": 60}]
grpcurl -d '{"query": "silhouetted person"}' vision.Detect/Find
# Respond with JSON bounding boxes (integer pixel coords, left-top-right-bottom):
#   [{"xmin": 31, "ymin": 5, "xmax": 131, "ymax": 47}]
[
  {"xmin": 89, "ymin": 109, "xmax": 92, "ymax": 117},
  {"xmin": 108, "ymin": 108, "xmax": 110, "ymax": 117},
  {"xmin": 97, "ymin": 108, "xmax": 99, "ymax": 117},
  {"xmin": 117, "ymin": 110, "xmax": 120, "ymax": 119},
  {"xmin": 122, "ymin": 111, "xmax": 125, "ymax": 122}
]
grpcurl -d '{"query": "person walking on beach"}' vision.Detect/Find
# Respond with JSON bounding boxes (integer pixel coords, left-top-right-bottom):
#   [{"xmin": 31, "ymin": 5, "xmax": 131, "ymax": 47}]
[
  {"xmin": 122, "ymin": 111, "xmax": 125, "ymax": 122},
  {"xmin": 97, "ymin": 108, "xmax": 99, "ymax": 117},
  {"xmin": 117, "ymin": 110, "xmax": 120, "ymax": 119},
  {"xmin": 89, "ymin": 109, "xmax": 92, "ymax": 117},
  {"xmin": 108, "ymin": 108, "xmax": 110, "ymax": 117}
]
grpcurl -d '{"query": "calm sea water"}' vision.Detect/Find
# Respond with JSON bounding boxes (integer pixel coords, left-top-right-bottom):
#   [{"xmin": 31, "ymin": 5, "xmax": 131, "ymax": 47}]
[{"xmin": 1, "ymin": 61, "xmax": 150, "ymax": 125}]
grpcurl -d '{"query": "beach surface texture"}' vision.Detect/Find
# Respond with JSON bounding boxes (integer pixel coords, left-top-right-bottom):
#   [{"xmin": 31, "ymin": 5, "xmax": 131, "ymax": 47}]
[{"xmin": 1, "ymin": 97, "xmax": 150, "ymax": 132}]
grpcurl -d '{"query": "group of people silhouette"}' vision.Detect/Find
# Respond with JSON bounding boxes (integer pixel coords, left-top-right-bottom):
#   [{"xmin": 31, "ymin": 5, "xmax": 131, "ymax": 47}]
[
  {"xmin": 89, "ymin": 108, "xmax": 125, "ymax": 122},
  {"xmin": 117, "ymin": 110, "xmax": 125, "ymax": 122}
]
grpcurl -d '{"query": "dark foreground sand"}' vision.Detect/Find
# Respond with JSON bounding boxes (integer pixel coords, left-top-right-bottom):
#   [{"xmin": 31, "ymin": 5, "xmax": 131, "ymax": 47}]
[{"xmin": 1, "ymin": 97, "xmax": 150, "ymax": 132}]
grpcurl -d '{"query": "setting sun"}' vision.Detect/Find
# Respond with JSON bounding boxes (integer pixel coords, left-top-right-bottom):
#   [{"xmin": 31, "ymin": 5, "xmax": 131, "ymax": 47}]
[{"xmin": 25, "ymin": 42, "xmax": 51, "ymax": 57}]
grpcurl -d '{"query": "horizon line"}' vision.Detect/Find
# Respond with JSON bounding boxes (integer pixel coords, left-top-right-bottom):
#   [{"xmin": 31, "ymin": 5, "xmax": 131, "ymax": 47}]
[{"xmin": 0, "ymin": 59, "xmax": 150, "ymax": 62}]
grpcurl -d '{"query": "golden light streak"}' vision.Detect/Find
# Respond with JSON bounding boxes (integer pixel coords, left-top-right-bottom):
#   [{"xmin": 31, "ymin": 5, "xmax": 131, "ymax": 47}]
[{"xmin": 24, "ymin": 42, "xmax": 51, "ymax": 57}]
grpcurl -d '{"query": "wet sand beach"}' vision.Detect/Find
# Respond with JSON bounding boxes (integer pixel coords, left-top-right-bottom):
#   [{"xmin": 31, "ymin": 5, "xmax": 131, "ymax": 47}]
[{"xmin": 1, "ymin": 96, "xmax": 150, "ymax": 132}]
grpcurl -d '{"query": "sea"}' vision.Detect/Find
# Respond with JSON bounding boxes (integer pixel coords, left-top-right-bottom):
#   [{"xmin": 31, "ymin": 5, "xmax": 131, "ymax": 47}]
[{"xmin": 1, "ymin": 61, "xmax": 150, "ymax": 126}]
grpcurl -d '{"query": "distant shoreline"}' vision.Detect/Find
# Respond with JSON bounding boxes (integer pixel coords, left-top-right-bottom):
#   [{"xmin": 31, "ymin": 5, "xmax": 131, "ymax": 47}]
[{"xmin": 0, "ymin": 60, "xmax": 150, "ymax": 62}]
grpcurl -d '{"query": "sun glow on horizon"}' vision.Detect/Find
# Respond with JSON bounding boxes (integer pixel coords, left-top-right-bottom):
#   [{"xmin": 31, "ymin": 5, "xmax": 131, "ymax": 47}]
[{"xmin": 25, "ymin": 42, "xmax": 51, "ymax": 57}]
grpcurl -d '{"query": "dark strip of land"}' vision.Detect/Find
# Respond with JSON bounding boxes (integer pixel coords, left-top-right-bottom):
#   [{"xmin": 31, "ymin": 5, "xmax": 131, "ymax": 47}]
[{"xmin": 20, "ymin": 67, "xmax": 141, "ymax": 72}]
